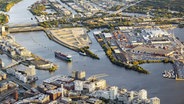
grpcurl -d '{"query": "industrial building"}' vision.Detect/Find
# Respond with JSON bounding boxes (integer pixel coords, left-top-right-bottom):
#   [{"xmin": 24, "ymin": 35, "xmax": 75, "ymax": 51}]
[
  {"xmin": 103, "ymin": 33, "xmax": 112, "ymax": 40},
  {"xmin": 15, "ymin": 94, "xmax": 50, "ymax": 104},
  {"xmin": 72, "ymin": 70, "xmax": 86, "ymax": 80},
  {"xmin": 131, "ymin": 46, "xmax": 174, "ymax": 56},
  {"xmin": 14, "ymin": 71, "xmax": 160, "ymax": 104}
]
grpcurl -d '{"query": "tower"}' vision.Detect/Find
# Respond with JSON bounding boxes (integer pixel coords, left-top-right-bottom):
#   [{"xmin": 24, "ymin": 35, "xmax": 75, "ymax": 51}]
[{"xmin": 61, "ymin": 84, "xmax": 64, "ymax": 97}]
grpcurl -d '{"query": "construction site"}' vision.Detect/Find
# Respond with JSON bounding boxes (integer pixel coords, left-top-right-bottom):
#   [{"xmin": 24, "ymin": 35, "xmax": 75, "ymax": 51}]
[{"xmin": 49, "ymin": 27, "xmax": 91, "ymax": 50}]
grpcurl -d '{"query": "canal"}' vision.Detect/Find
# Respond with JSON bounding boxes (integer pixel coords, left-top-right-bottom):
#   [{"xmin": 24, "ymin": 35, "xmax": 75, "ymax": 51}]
[{"xmin": 1, "ymin": 0, "xmax": 184, "ymax": 104}]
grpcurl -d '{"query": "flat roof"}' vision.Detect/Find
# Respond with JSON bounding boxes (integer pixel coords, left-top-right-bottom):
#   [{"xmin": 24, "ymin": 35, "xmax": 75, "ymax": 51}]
[
  {"xmin": 103, "ymin": 33, "xmax": 112, "ymax": 38},
  {"xmin": 132, "ymin": 46, "xmax": 173, "ymax": 55},
  {"xmin": 93, "ymin": 31, "xmax": 101, "ymax": 35}
]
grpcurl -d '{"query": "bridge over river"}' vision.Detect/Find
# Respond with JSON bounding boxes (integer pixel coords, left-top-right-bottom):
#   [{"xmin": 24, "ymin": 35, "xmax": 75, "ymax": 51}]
[{"xmin": 0, "ymin": 23, "xmax": 44, "ymax": 33}]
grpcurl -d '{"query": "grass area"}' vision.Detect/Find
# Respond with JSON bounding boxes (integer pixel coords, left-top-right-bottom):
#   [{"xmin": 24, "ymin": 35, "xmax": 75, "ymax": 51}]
[
  {"xmin": 0, "ymin": 0, "xmax": 22, "ymax": 12},
  {"xmin": 125, "ymin": 0, "xmax": 184, "ymax": 18},
  {"xmin": 30, "ymin": 3, "xmax": 47, "ymax": 16}
]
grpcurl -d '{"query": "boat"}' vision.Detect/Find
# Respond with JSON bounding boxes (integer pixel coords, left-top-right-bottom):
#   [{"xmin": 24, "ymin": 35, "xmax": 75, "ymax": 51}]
[
  {"xmin": 79, "ymin": 51, "xmax": 87, "ymax": 56},
  {"xmin": 162, "ymin": 70, "xmax": 175, "ymax": 79},
  {"xmin": 55, "ymin": 51, "xmax": 72, "ymax": 61}
]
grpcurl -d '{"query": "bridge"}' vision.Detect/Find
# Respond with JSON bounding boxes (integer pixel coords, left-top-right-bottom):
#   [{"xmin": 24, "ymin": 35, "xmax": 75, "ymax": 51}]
[
  {"xmin": 7, "ymin": 23, "xmax": 38, "ymax": 27},
  {"xmin": 8, "ymin": 26, "xmax": 44, "ymax": 33},
  {"xmin": 0, "ymin": 23, "xmax": 44, "ymax": 33}
]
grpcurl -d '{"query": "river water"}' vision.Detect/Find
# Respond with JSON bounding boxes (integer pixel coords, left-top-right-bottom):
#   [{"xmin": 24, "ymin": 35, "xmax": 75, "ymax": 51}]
[{"xmin": 1, "ymin": 0, "xmax": 184, "ymax": 104}]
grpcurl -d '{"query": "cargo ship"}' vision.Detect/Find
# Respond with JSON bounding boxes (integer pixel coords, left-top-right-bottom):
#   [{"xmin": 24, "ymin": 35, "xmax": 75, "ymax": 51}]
[{"xmin": 55, "ymin": 51, "xmax": 72, "ymax": 61}]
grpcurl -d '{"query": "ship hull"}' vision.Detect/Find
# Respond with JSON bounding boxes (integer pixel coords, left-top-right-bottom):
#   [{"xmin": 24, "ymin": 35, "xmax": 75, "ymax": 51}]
[{"xmin": 55, "ymin": 52, "xmax": 72, "ymax": 62}]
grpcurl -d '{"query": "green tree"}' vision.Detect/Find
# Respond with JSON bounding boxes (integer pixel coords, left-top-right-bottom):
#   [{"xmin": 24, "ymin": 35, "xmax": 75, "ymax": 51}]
[{"xmin": 133, "ymin": 61, "xmax": 139, "ymax": 66}]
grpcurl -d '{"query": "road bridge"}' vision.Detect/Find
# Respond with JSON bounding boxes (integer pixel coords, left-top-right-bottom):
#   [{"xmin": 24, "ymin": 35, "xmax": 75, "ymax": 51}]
[
  {"xmin": 8, "ymin": 26, "xmax": 44, "ymax": 33},
  {"xmin": 0, "ymin": 23, "xmax": 44, "ymax": 33}
]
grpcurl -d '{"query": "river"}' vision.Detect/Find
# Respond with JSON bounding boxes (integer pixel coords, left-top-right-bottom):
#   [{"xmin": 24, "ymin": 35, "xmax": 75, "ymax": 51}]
[{"xmin": 1, "ymin": 0, "xmax": 184, "ymax": 104}]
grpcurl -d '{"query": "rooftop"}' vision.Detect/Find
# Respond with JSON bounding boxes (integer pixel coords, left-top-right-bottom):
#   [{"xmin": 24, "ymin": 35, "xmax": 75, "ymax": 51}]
[{"xmin": 131, "ymin": 46, "xmax": 174, "ymax": 56}]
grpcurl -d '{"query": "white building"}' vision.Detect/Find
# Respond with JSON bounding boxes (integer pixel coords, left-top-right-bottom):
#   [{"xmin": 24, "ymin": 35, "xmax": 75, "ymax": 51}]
[
  {"xmin": 27, "ymin": 65, "xmax": 36, "ymax": 76},
  {"xmin": 83, "ymin": 82, "xmax": 95, "ymax": 92},
  {"xmin": 109, "ymin": 86, "xmax": 118, "ymax": 100},
  {"xmin": 91, "ymin": 90, "xmax": 110, "ymax": 99},
  {"xmin": 103, "ymin": 33, "xmax": 112, "ymax": 39},
  {"xmin": 16, "ymin": 48, "xmax": 31, "ymax": 57},
  {"xmin": 142, "ymin": 28, "xmax": 170, "ymax": 39},
  {"xmin": 128, "ymin": 91, "xmax": 135, "ymax": 103},
  {"xmin": 138, "ymin": 89, "xmax": 147, "ymax": 100},
  {"xmin": 94, "ymin": 79, "xmax": 107, "ymax": 89},
  {"xmin": 74, "ymin": 80, "xmax": 83, "ymax": 91},
  {"xmin": 15, "ymin": 72, "xmax": 27, "ymax": 83},
  {"xmin": 16, "ymin": 65, "xmax": 36, "ymax": 77},
  {"xmin": 150, "ymin": 97, "xmax": 160, "ymax": 104}
]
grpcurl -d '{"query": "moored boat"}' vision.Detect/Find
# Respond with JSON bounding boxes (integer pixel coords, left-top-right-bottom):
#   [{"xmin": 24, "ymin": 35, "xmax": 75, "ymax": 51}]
[
  {"xmin": 55, "ymin": 51, "xmax": 72, "ymax": 62},
  {"xmin": 79, "ymin": 51, "xmax": 87, "ymax": 56}
]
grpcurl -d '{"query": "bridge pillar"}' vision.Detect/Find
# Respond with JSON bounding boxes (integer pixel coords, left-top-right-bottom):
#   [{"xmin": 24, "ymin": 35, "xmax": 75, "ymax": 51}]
[{"xmin": 1, "ymin": 26, "xmax": 9, "ymax": 36}]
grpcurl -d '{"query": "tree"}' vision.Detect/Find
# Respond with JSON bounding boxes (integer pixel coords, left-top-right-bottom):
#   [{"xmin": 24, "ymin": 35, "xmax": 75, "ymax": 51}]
[
  {"xmin": 163, "ymin": 58, "xmax": 169, "ymax": 63},
  {"xmin": 133, "ymin": 61, "xmax": 139, "ymax": 66}
]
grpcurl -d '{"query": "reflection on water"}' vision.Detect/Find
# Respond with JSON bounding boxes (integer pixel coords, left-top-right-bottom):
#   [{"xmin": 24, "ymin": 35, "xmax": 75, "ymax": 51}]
[{"xmin": 67, "ymin": 62, "xmax": 73, "ymax": 74}]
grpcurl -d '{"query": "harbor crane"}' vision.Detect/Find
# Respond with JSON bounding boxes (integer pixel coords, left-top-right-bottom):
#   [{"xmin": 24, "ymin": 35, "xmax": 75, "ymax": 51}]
[{"xmin": 87, "ymin": 73, "xmax": 109, "ymax": 81}]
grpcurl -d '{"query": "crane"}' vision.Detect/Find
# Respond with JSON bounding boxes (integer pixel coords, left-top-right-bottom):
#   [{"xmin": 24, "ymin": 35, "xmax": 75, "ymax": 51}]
[{"xmin": 87, "ymin": 73, "xmax": 108, "ymax": 81}]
